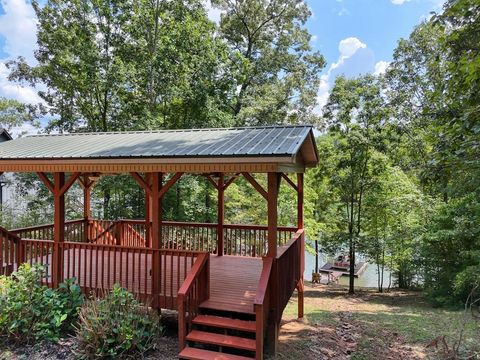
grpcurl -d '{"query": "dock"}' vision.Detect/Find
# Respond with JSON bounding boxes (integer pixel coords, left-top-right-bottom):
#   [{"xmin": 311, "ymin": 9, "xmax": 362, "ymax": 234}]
[{"xmin": 319, "ymin": 262, "xmax": 368, "ymax": 278}]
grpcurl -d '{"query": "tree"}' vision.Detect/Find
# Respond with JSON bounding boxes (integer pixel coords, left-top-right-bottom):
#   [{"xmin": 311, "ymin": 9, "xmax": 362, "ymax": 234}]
[
  {"xmin": 0, "ymin": 98, "xmax": 37, "ymax": 131},
  {"xmin": 211, "ymin": 0, "xmax": 325, "ymax": 125},
  {"xmin": 7, "ymin": 0, "xmax": 230, "ymax": 132},
  {"xmin": 315, "ymin": 74, "xmax": 391, "ymax": 293}
]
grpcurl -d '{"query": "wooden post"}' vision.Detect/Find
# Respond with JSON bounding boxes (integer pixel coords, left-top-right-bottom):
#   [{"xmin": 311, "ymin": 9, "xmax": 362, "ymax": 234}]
[
  {"xmin": 267, "ymin": 173, "xmax": 279, "ymax": 258},
  {"xmin": 150, "ymin": 172, "xmax": 162, "ymax": 308},
  {"xmin": 217, "ymin": 173, "xmax": 225, "ymax": 256},
  {"xmin": 145, "ymin": 174, "xmax": 152, "ymax": 248},
  {"xmin": 83, "ymin": 180, "xmax": 91, "ymax": 243},
  {"xmin": 53, "ymin": 172, "xmax": 65, "ymax": 288},
  {"xmin": 266, "ymin": 172, "xmax": 279, "ymax": 354},
  {"xmin": 296, "ymin": 173, "xmax": 305, "ymax": 319}
]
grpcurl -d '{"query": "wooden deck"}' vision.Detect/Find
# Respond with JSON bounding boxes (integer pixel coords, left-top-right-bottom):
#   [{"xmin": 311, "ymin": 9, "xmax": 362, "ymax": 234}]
[
  {"xmin": 28, "ymin": 249, "xmax": 261, "ymax": 313},
  {"xmin": 202, "ymin": 256, "xmax": 262, "ymax": 314}
]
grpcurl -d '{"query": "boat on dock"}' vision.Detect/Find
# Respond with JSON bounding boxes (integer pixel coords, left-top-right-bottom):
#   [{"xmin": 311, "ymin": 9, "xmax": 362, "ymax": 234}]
[{"xmin": 319, "ymin": 255, "xmax": 368, "ymax": 278}]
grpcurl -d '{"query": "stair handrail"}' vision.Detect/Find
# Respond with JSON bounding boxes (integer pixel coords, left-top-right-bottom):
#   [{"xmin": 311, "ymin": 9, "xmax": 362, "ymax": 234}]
[
  {"xmin": 253, "ymin": 256, "xmax": 274, "ymax": 360},
  {"xmin": 177, "ymin": 252, "xmax": 210, "ymax": 351}
]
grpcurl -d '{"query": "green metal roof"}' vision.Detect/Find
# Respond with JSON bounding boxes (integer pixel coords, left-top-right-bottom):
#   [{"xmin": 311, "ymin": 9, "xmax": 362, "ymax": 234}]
[{"xmin": 0, "ymin": 126, "xmax": 318, "ymax": 164}]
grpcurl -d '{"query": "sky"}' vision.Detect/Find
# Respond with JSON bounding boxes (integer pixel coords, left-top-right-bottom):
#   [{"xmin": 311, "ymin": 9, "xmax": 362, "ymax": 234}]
[{"xmin": 0, "ymin": 0, "xmax": 446, "ymax": 127}]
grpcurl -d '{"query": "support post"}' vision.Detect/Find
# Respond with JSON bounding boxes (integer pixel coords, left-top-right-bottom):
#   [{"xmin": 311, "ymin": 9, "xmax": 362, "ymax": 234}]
[
  {"xmin": 53, "ymin": 172, "xmax": 65, "ymax": 288},
  {"xmin": 83, "ymin": 178, "xmax": 91, "ymax": 243},
  {"xmin": 267, "ymin": 173, "xmax": 279, "ymax": 258},
  {"xmin": 150, "ymin": 172, "xmax": 163, "ymax": 308},
  {"xmin": 145, "ymin": 174, "xmax": 152, "ymax": 247},
  {"xmin": 217, "ymin": 173, "xmax": 225, "ymax": 256},
  {"xmin": 266, "ymin": 172, "xmax": 279, "ymax": 354},
  {"xmin": 296, "ymin": 173, "xmax": 305, "ymax": 319}
]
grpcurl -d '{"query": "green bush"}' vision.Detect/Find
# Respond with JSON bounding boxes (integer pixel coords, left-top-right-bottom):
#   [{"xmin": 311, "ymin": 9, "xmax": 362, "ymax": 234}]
[
  {"xmin": 0, "ymin": 264, "xmax": 83, "ymax": 343},
  {"xmin": 75, "ymin": 284, "xmax": 161, "ymax": 358}
]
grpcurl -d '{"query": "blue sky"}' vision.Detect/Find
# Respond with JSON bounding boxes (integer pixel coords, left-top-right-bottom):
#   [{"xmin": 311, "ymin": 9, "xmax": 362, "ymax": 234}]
[{"xmin": 0, "ymin": 0, "xmax": 445, "ymax": 113}]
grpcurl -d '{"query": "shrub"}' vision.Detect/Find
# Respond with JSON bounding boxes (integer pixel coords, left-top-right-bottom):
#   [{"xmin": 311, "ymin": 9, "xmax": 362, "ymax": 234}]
[
  {"xmin": 0, "ymin": 264, "xmax": 83, "ymax": 343},
  {"xmin": 75, "ymin": 284, "xmax": 161, "ymax": 358}
]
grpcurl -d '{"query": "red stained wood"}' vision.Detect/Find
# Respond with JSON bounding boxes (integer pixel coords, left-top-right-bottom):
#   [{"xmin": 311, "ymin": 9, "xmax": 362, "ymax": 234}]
[
  {"xmin": 201, "ymin": 256, "xmax": 262, "ymax": 315},
  {"xmin": 192, "ymin": 315, "xmax": 255, "ymax": 333},
  {"xmin": 186, "ymin": 330, "xmax": 256, "ymax": 352},
  {"xmin": 179, "ymin": 347, "xmax": 254, "ymax": 360}
]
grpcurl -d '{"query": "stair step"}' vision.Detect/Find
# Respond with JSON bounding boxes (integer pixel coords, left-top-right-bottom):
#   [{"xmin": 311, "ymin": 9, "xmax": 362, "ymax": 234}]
[
  {"xmin": 179, "ymin": 347, "xmax": 254, "ymax": 360},
  {"xmin": 186, "ymin": 330, "xmax": 256, "ymax": 352},
  {"xmin": 193, "ymin": 315, "xmax": 256, "ymax": 333}
]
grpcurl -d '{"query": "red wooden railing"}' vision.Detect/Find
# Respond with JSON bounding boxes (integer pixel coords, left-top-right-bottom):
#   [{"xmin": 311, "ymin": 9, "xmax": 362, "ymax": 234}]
[
  {"xmin": 10, "ymin": 219, "xmax": 85, "ymax": 242},
  {"xmin": 253, "ymin": 229, "xmax": 304, "ymax": 358},
  {"xmin": 275, "ymin": 229, "xmax": 304, "ymax": 320},
  {"xmin": 10, "ymin": 219, "xmax": 297, "ymax": 258},
  {"xmin": 177, "ymin": 252, "xmax": 210, "ymax": 351},
  {"xmin": 21, "ymin": 239, "xmax": 55, "ymax": 286},
  {"xmin": 253, "ymin": 257, "xmax": 274, "ymax": 360},
  {"xmin": 0, "ymin": 226, "xmax": 21, "ymax": 276}
]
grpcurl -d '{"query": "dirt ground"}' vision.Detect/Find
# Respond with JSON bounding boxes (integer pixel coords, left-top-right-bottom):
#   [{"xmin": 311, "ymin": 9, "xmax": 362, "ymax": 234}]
[
  {"xmin": 276, "ymin": 284, "xmax": 479, "ymax": 360},
  {"xmin": 1, "ymin": 284, "xmax": 478, "ymax": 360}
]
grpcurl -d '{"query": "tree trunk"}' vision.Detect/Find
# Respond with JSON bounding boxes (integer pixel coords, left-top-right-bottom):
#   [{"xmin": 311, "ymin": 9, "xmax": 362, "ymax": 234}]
[
  {"xmin": 315, "ymin": 239, "xmax": 319, "ymax": 273},
  {"xmin": 349, "ymin": 234, "xmax": 355, "ymax": 294}
]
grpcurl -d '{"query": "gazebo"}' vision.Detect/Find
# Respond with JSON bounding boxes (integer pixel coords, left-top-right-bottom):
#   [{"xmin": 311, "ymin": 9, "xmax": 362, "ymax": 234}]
[{"xmin": 0, "ymin": 125, "xmax": 318, "ymax": 360}]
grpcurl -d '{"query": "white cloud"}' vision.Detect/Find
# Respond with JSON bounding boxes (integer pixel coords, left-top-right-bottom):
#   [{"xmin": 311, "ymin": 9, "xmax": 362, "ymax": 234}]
[
  {"xmin": 374, "ymin": 61, "xmax": 390, "ymax": 75},
  {"xmin": 316, "ymin": 36, "xmax": 378, "ymax": 111},
  {"xmin": 391, "ymin": 0, "xmax": 411, "ymax": 5},
  {"xmin": 0, "ymin": 0, "xmax": 42, "ymax": 107},
  {"xmin": 338, "ymin": 37, "xmax": 367, "ymax": 58},
  {"xmin": 0, "ymin": 0, "xmax": 37, "ymax": 62}
]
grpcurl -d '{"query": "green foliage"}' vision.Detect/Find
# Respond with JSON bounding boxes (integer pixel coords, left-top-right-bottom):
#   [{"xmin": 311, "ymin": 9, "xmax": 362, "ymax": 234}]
[
  {"xmin": 0, "ymin": 97, "xmax": 38, "ymax": 132},
  {"xmin": 212, "ymin": 0, "xmax": 325, "ymax": 125},
  {"xmin": 0, "ymin": 264, "xmax": 83, "ymax": 343},
  {"xmin": 75, "ymin": 284, "xmax": 161, "ymax": 359}
]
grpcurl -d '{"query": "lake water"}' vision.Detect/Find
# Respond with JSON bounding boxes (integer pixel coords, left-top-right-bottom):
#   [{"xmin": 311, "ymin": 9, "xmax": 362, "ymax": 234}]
[{"xmin": 304, "ymin": 250, "xmax": 393, "ymax": 288}]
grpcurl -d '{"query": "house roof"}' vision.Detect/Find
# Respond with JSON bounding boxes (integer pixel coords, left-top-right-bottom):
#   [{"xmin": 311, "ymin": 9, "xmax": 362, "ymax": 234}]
[
  {"xmin": 0, "ymin": 126, "xmax": 318, "ymax": 173},
  {"xmin": 0, "ymin": 129, "xmax": 12, "ymax": 142}
]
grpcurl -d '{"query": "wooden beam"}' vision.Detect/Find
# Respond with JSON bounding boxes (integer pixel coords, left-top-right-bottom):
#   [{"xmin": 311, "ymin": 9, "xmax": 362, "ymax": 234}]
[
  {"xmin": 296, "ymin": 173, "xmax": 304, "ymax": 319},
  {"xmin": 130, "ymin": 172, "xmax": 152, "ymax": 195},
  {"xmin": 151, "ymin": 172, "xmax": 162, "ymax": 308},
  {"xmin": 145, "ymin": 173, "xmax": 152, "ymax": 248},
  {"xmin": 37, "ymin": 172, "xmax": 54, "ymax": 193},
  {"xmin": 281, "ymin": 173, "xmax": 298, "ymax": 192},
  {"xmin": 242, "ymin": 172, "xmax": 268, "ymax": 200},
  {"xmin": 223, "ymin": 173, "xmax": 240, "ymax": 190},
  {"xmin": 204, "ymin": 174, "xmax": 219, "ymax": 190},
  {"xmin": 53, "ymin": 172, "xmax": 65, "ymax": 288},
  {"xmin": 297, "ymin": 173, "xmax": 304, "ymax": 229},
  {"xmin": 158, "ymin": 172, "xmax": 183, "ymax": 198},
  {"xmin": 60, "ymin": 172, "xmax": 81, "ymax": 196},
  {"xmin": 217, "ymin": 173, "xmax": 225, "ymax": 256},
  {"xmin": 267, "ymin": 172, "xmax": 279, "ymax": 258}
]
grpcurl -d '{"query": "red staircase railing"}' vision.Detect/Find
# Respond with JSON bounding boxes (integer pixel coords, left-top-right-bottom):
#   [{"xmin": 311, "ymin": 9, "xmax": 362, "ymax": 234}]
[
  {"xmin": 0, "ymin": 226, "xmax": 21, "ymax": 276},
  {"xmin": 177, "ymin": 252, "xmax": 210, "ymax": 351}
]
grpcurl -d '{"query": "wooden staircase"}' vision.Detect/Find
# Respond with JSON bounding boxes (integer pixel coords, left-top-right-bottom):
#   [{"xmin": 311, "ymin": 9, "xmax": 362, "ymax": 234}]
[{"xmin": 179, "ymin": 310, "xmax": 257, "ymax": 360}]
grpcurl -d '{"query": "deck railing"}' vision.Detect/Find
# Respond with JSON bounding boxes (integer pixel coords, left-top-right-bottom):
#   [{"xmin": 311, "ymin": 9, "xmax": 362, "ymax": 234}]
[
  {"xmin": 11, "ymin": 219, "xmax": 297, "ymax": 258},
  {"xmin": 177, "ymin": 252, "xmax": 210, "ymax": 351},
  {"xmin": 0, "ymin": 226, "xmax": 21, "ymax": 276},
  {"xmin": 253, "ymin": 257, "xmax": 274, "ymax": 360},
  {"xmin": 253, "ymin": 228, "xmax": 304, "ymax": 358}
]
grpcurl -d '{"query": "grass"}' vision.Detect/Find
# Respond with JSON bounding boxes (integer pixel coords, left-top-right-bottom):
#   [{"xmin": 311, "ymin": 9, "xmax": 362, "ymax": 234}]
[{"xmin": 276, "ymin": 284, "xmax": 480, "ymax": 359}]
